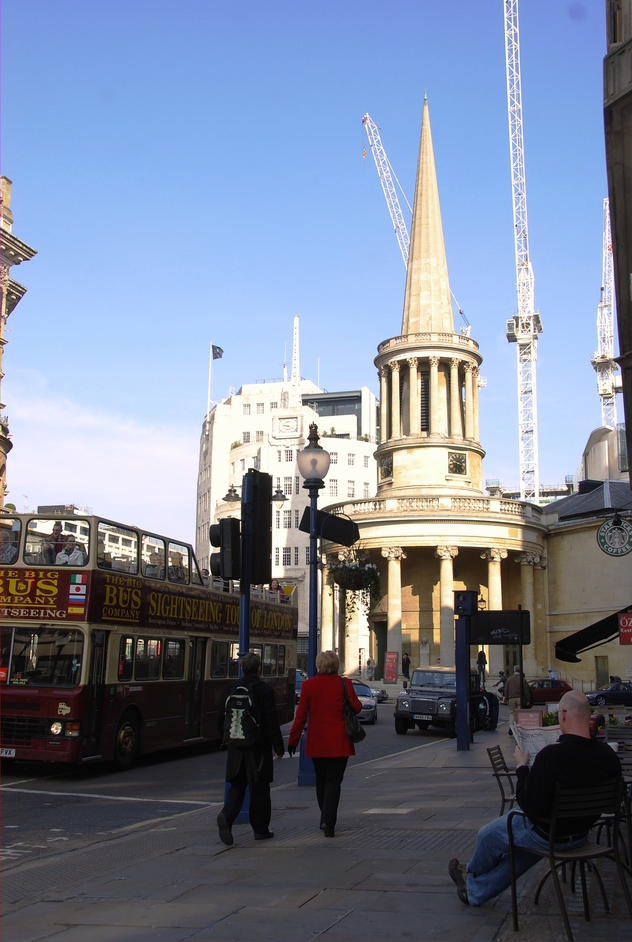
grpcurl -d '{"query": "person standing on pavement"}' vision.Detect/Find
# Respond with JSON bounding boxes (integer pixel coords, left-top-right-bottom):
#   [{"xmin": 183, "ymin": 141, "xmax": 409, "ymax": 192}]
[
  {"xmin": 476, "ymin": 650, "xmax": 487, "ymax": 688},
  {"xmin": 216, "ymin": 652, "xmax": 284, "ymax": 845},
  {"xmin": 505, "ymin": 664, "xmax": 532, "ymax": 732},
  {"xmin": 402, "ymin": 653, "xmax": 410, "ymax": 680},
  {"xmin": 287, "ymin": 650, "xmax": 362, "ymax": 838},
  {"xmin": 447, "ymin": 690, "xmax": 622, "ymax": 906},
  {"xmin": 365, "ymin": 656, "xmax": 375, "ymax": 681}
]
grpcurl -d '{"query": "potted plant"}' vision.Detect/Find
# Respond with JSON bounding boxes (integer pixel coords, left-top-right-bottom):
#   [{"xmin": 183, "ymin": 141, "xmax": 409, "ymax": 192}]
[{"xmin": 328, "ymin": 551, "xmax": 381, "ymax": 619}]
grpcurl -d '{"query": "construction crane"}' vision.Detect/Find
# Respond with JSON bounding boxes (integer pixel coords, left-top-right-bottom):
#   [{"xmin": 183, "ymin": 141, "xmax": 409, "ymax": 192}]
[
  {"xmin": 591, "ymin": 199, "xmax": 619, "ymax": 427},
  {"xmin": 362, "ymin": 112, "xmax": 472, "ymax": 335},
  {"xmin": 503, "ymin": 0, "xmax": 543, "ymax": 504}
]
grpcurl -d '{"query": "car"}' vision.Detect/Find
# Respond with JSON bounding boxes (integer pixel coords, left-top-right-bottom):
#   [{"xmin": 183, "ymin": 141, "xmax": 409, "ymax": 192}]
[
  {"xmin": 294, "ymin": 669, "xmax": 307, "ymax": 704},
  {"xmin": 351, "ymin": 681, "xmax": 378, "ymax": 724},
  {"xmin": 369, "ymin": 685, "xmax": 389, "ymax": 702},
  {"xmin": 393, "ymin": 666, "xmax": 484, "ymax": 737},
  {"xmin": 587, "ymin": 682, "xmax": 632, "ymax": 707},
  {"xmin": 528, "ymin": 678, "xmax": 573, "ymax": 704}
]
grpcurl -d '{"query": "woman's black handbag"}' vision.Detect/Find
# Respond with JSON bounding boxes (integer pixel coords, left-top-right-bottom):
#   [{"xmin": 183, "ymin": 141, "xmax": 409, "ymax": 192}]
[{"xmin": 341, "ymin": 677, "xmax": 366, "ymax": 743}]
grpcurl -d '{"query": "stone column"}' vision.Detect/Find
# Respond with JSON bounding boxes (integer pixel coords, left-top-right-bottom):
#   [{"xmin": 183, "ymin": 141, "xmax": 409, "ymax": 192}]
[
  {"xmin": 390, "ymin": 362, "xmax": 401, "ymax": 441},
  {"xmin": 435, "ymin": 546, "xmax": 458, "ymax": 667},
  {"xmin": 515, "ymin": 553, "xmax": 538, "ymax": 677},
  {"xmin": 379, "ymin": 367, "xmax": 389, "ymax": 443},
  {"xmin": 534, "ymin": 556, "xmax": 548, "ymax": 675},
  {"xmin": 450, "ymin": 358, "xmax": 462, "ymax": 438},
  {"xmin": 464, "ymin": 363, "xmax": 474, "ymax": 439},
  {"xmin": 472, "ymin": 367, "xmax": 480, "ymax": 442},
  {"xmin": 320, "ymin": 565, "xmax": 335, "ymax": 652},
  {"xmin": 381, "ymin": 546, "xmax": 406, "ymax": 681},
  {"xmin": 429, "ymin": 356, "xmax": 440, "ymax": 435},
  {"xmin": 407, "ymin": 357, "xmax": 419, "ymax": 435},
  {"xmin": 480, "ymin": 548, "xmax": 508, "ymax": 676}
]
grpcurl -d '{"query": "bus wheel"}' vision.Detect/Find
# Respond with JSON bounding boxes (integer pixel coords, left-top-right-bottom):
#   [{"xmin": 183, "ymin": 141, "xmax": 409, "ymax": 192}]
[{"xmin": 115, "ymin": 713, "xmax": 140, "ymax": 770}]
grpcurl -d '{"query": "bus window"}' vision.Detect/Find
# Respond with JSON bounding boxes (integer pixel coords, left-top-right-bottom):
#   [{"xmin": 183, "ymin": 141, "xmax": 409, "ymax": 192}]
[
  {"xmin": 277, "ymin": 645, "xmax": 286, "ymax": 676},
  {"xmin": 0, "ymin": 517, "xmax": 21, "ymax": 565},
  {"xmin": 168, "ymin": 542, "xmax": 189, "ymax": 585},
  {"xmin": 1, "ymin": 626, "xmax": 13, "ymax": 683},
  {"xmin": 7, "ymin": 627, "xmax": 84, "ymax": 686},
  {"xmin": 190, "ymin": 553, "xmax": 203, "ymax": 586},
  {"xmin": 141, "ymin": 535, "xmax": 165, "ymax": 580},
  {"xmin": 250, "ymin": 644, "xmax": 262, "ymax": 665},
  {"xmin": 25, "ymin": 518, "xmax": 89, "ymax": 567},
  {"xmin": 262, "ymin": 644, "xmax": 277, "ymax": 677},
  {"xmin": 135, "ymin": 638, "xmax": 161, "ymax": 680},
  {"xmin": 211, "ymin": 641, "xmax": 228, "ymax": 678},
  {"xmin": 118, "ymin": 636, "xmax": 134, "ymax": 681},
  {"xmin": 98, "ymin": 522, "xmax": 138, "ymax": 574},
  {"xmin": 163, "ymin": 639, "xmax": 185, "ymax": 679},
  {"xmin": 229, "ymin": 642, "xmax": 240, "ymax": 678}
]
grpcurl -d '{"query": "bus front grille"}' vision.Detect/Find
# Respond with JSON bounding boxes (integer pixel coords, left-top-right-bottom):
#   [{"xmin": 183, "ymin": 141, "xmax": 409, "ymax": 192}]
[{"xmin": 1, "ymin": 715, "xmax": 50, "ymax": 745}]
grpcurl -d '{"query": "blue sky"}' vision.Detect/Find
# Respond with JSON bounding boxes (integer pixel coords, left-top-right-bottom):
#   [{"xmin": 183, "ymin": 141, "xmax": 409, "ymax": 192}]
[{"xmin": 1, "ymin": 0, "xmax": 614, "ymax": 541}]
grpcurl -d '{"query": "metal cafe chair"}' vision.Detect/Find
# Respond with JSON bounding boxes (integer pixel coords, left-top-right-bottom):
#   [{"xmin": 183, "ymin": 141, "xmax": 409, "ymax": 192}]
[
  {"xmin": 486, "ymin": 745, "xmax": 517, "ymax": 817},
  {"xmin": 507, "ymin": 778, "xmax": 632, "ymax": 942}
]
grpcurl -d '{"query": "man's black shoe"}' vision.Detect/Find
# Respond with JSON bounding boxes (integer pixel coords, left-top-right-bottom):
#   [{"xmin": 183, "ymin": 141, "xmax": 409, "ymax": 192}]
[
  {"xmin": 217, "ymin": 812, "xmax": 233, "ymax": 846},
  {"xmin": 448, "ymin": 858, "xmax": 469, "ymax": 905},
  {"xmin": 254, "ymin": 830, "xmax": 274, "ymax": 840},
  {"xmin": 322, "ymin": 825, "xmax": 335, "ymax": 838}
]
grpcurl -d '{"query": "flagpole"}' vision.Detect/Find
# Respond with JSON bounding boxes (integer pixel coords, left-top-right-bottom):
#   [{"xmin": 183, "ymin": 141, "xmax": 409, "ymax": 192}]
[{"xmin": 207, "ymin": 342, "xmax": 213, "ymax": 417}]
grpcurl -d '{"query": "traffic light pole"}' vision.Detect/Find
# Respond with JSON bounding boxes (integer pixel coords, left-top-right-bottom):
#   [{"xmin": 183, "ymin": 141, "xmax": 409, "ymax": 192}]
[
  {"xmin": 238, "ymin": 472, "xmax": 253, "ymax": 670},
  {"xmin": 455, "ymin": 616, "xmax": 471, "ymax": 751}
]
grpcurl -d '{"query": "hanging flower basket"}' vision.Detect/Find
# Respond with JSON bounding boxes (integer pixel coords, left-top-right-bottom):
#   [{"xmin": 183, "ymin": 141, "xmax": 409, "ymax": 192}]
[{"xmin": 329, "ymin": 558, "xmax": 381, "ymax": 610}]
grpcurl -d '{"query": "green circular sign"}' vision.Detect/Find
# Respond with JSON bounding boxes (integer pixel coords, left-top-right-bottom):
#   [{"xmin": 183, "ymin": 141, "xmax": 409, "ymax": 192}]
[{"xmin": 597, "ymin": 518, "xmax": 632, "ymax": 557}]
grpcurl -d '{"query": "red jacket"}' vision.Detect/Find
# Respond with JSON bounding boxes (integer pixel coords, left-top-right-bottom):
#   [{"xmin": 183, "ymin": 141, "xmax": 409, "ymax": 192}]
[{"xmin": 288, "ymin": 673, "xmax": 363, "ymax": 757}]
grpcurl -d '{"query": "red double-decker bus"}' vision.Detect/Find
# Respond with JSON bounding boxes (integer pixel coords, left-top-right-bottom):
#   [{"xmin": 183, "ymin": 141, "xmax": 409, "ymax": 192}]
[{"xmin": 0, "ymin": 512, "xmax": 297, "ymax": 768}]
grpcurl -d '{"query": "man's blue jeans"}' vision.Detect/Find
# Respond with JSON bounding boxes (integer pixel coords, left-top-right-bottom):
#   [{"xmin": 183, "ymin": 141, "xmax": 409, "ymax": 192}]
[{"xmin": 466, "ymin": 813, "xmax": 587, "ymax": 906}]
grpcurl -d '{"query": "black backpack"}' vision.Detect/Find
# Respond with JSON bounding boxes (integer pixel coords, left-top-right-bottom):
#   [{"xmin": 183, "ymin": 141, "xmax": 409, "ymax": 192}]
[{"xmin": 222, "ymin": 684, "xmax": 260, "ymax": 748}]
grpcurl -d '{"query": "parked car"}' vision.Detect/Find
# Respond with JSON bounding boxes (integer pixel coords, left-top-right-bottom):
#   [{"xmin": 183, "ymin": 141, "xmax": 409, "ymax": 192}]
[
  {"xmin": 294, "ymin": 669, "xmax": 307, "ymax": 704},
  {"xmin": 351, "ymin": 681, "xmax": 378, "ymax": 724},
  {"xmin": 528, "ymin": 678, "xmax": 573, "ymax": 704},
  {"xmin": 369, "ymin": 685, "xmax": 389, "ymax": 702},
  {"xmin": 587, "ymin": 682, "xmax": 632, "ymax": 707},
  {"xmin": 393, "ymin": 667, "xmax": 484, "ymax": 738}
]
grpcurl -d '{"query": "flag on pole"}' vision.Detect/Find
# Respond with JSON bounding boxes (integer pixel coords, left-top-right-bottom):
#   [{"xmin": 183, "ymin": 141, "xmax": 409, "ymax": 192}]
[{"xmin": 212, "ymin": 345, "xmax": 224, "ymax": 360}]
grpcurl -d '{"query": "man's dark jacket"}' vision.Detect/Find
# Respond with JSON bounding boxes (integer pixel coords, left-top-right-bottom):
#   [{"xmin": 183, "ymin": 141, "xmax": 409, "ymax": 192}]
[{"xmin": 217, "ymin": 674, "xmax": 284, "ymax": 784}]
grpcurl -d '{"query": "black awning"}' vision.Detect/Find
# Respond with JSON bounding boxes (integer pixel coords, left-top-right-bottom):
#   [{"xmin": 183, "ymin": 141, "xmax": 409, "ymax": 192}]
[{"xmin": 555, "ymin": 605, "xmax": 632, "ymax": 663}]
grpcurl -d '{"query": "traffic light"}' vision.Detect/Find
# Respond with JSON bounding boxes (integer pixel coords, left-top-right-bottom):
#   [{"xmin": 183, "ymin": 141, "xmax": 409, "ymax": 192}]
[
  {"xmin": 454, "ymin": 590, "xmax": 479, "ymax": 616},
  {"xmin": 248, "ymin": 470, "xmax": 272, "ymax": 585},
  {"xmin": 209, "ymin": 518, "xmax": 241, "ymax": 580}
]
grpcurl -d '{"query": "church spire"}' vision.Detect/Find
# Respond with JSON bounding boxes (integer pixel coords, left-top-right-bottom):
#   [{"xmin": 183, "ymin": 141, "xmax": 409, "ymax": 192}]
[{"xmin": 401, "ymin": 98, "xmax": 454, "ymax": 335}]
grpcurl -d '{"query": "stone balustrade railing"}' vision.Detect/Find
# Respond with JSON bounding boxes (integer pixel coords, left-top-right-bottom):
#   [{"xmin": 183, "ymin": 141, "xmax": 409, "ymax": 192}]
[
  {"xmin": 326, "ymin": 495, "xmax": 541, "ymax": 521},
  {"xmin": 377, "ymin": 332, "xmax": 479, "ymax": 356}
]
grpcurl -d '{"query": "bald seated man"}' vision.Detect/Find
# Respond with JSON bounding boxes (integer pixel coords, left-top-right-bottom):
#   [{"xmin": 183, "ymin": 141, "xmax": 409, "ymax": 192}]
[{"xmin": 448, "ymin": 690, "xmax": 622, "ymax": 906}]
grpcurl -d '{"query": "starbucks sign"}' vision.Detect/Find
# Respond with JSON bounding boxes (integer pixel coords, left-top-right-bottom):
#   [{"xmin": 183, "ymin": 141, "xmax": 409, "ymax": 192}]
[{"xmin": 597, "ymin": 518, "xmax": 632, "ymax": 557}]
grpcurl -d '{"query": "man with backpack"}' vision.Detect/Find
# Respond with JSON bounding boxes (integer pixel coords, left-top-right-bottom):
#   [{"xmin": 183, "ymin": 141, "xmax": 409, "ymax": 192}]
[{"xmin": 216, "ymin": 652, "xmax": 285, "ymax": 845}]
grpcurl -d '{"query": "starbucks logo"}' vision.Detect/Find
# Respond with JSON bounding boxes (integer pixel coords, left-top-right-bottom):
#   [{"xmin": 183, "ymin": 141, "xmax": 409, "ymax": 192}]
[{"xmin": 597, "ymin": 518, "xmax": 632, "ymax": 557}]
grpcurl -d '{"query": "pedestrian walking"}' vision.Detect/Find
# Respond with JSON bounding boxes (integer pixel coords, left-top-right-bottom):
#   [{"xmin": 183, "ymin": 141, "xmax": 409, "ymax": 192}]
[
  {"xmin": 402, "ymin": 653, "xmax": 410, "ymax": 680},
  {"xmin": 365, "ymin": 657, "xmax": 375, "ymax": 681},
  {"xmin": 493, "ymin": 670, "xmax": 507, "ymax": 703},
  {"xmin": 216, "ymin": 652, "xmax": 284, "ymax": 845},
  {"xmin": 476, "ymin": 650, "xmax": 487, "ymax": 688},
  {"xmin": 505, "ymin": 665, "xmax": 532, "ymax": 733},
  {"xmin": 547, "ymin": 667, "xmax": 558, "ymax": 680},
  {"xmin": 287, "ymin": 650, "xmax": 362, "ymax": 838}
]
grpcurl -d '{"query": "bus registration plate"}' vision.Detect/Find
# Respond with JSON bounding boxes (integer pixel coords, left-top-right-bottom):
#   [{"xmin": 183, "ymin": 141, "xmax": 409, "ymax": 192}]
[
  {"xmin": 1, "ymin": 747, "xmax": 16, "ymax": 758},
  {"xmin": 413, "ymin": 714, "xmax": 432, "ymax": 721}
]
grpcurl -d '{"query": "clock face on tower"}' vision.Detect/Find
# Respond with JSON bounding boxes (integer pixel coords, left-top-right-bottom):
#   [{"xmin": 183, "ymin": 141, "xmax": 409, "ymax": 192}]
[{"xmin": 448, "ymin": 452, "xmax": 467, "ymax": 475}]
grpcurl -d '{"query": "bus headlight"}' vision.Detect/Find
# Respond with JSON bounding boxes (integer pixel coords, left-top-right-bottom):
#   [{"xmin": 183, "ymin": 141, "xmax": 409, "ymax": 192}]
[
  {"xmin": 64, "ymin": 722, "xmax": 81, "ymax": 738},
  {"xmin": 50, "ymin": 721, "xmax": 63, "ymax": 736}
]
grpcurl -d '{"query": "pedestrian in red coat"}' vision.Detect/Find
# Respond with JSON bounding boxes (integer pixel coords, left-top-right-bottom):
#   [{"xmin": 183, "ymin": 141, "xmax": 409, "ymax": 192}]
[{"xmin": 288, "ymin": 650, "xmax": 362, "ymax": 837}]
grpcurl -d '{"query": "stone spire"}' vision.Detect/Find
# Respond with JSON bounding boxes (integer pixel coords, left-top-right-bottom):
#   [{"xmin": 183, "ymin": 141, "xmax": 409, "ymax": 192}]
[{"xmin": 401, "ymin": 97, "xmax": 454, "ymax": 335}]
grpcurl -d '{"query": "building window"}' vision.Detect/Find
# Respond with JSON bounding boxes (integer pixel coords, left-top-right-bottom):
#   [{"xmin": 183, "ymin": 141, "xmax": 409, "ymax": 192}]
[
  {"xmin": 256, "ymin": 403, "xmax": 264, "ymax": 414},
  {"xmin": 348, "ymin": 454, "xmax": 355, "ymax": 466},
  {"xmin": 285, "ymin": 449, "xmax": 293, "ymax": 462},
  {"xmin": 294, "ymin": 510, "xmax": 300, "ymax": 528},
  {"xmin": 283, "ymin": 476, "xmax": 292, "ymax": 496},
  {"xmin": 347, "ymin": 481, "xmax": 355, "ymax": 498},
  {"xmin": 283, "ymin": 510, "xmax": 292, "ymax": 529},
  {"xmin": 330, "ymin": 452, "xmax": 338, "ymax": 464},
  {"xmin": 275, "ymin": 547, "xmax": 280, "ymax": 565},
  {"xmin": 295, "ymin": 475, "xmax": 300, "ymax": 495},
  {"xmin": 277, "ymin": 450, "xmax": 282, "ymax": 462},
  {"xmin": 294, "ymin": 546, "xmax": 299, "ymax": 566},
  {"xmin": 242, "ymin": 404, "xmax": 251, "ymax": 415},
  {"xmin": 363, "ymin": 483, "xmax": 370, "ymax": 498},
  {"xmin": 231, "ymin": 462, "xmax": 235, "ymax": 474},
  {"xmin": 242, "ymin": 431, "xmax": 251, "ymax": 444},
  {"xmin": 281, "ymin": 391, "xmax": 289, "ymax": 408},
  {"xmin": 363, "ymin": 455, "xmax": 369, "ymax": 468},
  {"xmin": 270, "ymin": 401, "xmax": 278, "ymax": 410},
  {"xmin": 240, "ymin": 459, "xmax": 245, "ymax": 471},
  {"xmin": 276, "ymin": 510, "xmax": 281, "ymax": 529},
  {"xmin": 276, "ymin": 477, "xmax": 281, "ymax": 491},
  {"xmin": 305, "ymin": 547, "xmax": 310, "ymax": 565},
  {"xmin": 256, "ymin": 430, "xmax": 264, "ymax": 442},
  {"xmin": 329, "ymin": 479, "xmax": 338, "ymax": 497},
  {"xmin": 282, "ymin": 547, "xmax": 291, "ymax": 566}
]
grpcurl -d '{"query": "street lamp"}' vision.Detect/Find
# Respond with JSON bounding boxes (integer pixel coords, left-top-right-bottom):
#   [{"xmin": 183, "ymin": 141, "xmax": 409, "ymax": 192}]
[{"xmin": 297, "ymin": 423, "xmax": 330, "ymax": 678}]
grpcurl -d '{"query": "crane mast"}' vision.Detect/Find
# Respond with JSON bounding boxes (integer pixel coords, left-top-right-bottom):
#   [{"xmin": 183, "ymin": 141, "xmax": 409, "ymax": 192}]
[
  {"xmin": 504, "ymin": 0, "xmax": 543, "ymax": 503},
  {"xmin": 591, "ymin": 199, "xmax": 619, "ymax": 427},
  {"xmin": 362, "ymin": 114, "xmax": 410, "ymax": 268}
]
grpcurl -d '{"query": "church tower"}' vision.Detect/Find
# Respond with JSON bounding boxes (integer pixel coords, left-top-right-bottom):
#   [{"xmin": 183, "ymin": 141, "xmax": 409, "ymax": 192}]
[{"xmin": 375, "ymin": 98, "xmax": 485, "ymax": 495}]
